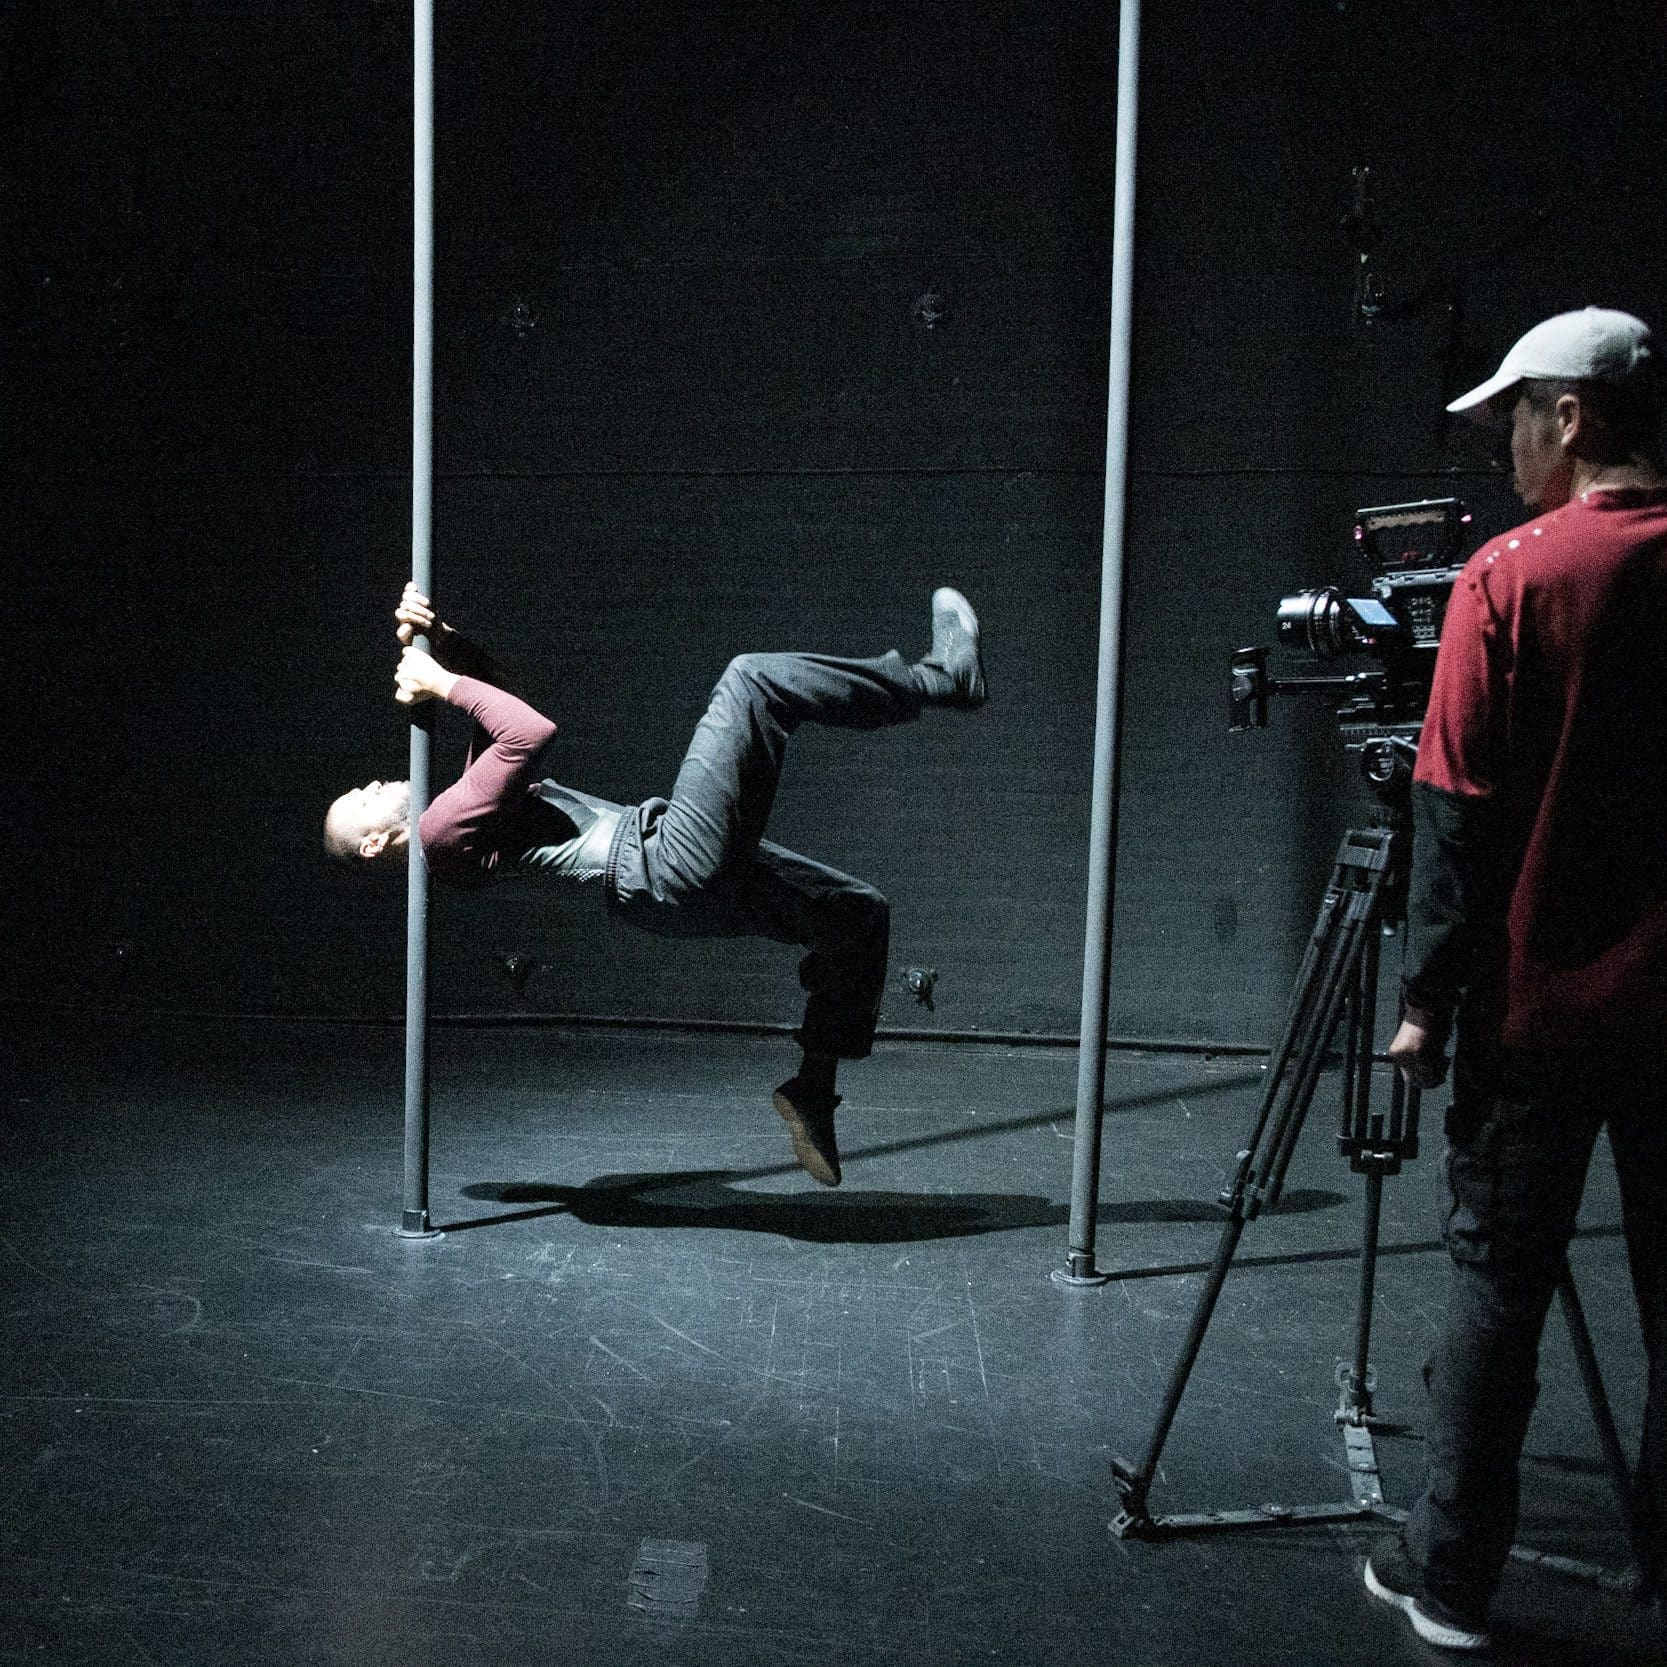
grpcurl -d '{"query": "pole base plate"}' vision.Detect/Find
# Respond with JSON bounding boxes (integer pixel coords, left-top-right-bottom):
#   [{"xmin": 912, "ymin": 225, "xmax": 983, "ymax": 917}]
[{"xmin": 1053, "ymin": 1252, "xmax": 1111, "ymax": 1288}]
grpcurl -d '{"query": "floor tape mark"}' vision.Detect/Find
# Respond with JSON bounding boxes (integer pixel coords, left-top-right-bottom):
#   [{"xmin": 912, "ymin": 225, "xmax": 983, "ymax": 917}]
[{"xmin": 628, "ymin": 1539, "xmax": 710, "ymax": 1621}]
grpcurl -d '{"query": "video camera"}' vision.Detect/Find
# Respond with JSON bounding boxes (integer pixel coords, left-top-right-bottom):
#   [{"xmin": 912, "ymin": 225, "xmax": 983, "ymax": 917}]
[{"xmin": 1230, "ymin": 498, "xmax": 1472, "ymax": 798}]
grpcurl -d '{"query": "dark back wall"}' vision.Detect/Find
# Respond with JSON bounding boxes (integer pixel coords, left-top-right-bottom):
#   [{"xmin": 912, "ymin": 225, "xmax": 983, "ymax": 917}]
[{"xmin": 7, "ymin": 1, "xmax": 1665, "ymax": 1048}]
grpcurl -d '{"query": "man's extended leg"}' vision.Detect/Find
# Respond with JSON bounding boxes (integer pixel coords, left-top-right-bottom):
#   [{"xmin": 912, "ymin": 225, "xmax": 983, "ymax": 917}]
[{"xmin": 646, "ymin": 589, "xmax": 985, "ymax": 902}]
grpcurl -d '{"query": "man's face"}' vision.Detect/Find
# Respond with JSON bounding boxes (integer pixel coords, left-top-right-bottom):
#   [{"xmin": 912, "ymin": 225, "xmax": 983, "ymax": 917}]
[
  {"xmin": 327, "ymin": 779, "xmax": 411, "ymax": 859},
  {"xmin": 1508, "ymin": 392, "xmax": 1573, "ymax": 510}
]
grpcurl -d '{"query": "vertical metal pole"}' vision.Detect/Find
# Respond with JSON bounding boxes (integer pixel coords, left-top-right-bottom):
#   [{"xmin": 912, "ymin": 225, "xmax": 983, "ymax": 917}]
[
  {"xmin": 1056, "ymin": 0, "xmax": 1141, "ymax": 1287},
  {"xmin": 401, "ymin": 0, "xmax": 436, "ymax": 1237}
]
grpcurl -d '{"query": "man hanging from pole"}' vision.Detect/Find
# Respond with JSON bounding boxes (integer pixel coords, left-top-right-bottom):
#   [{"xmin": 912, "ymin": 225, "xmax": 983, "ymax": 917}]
[
  {"xmin": 325, "ymin": 585, "xmax": 987, "ymax": 1188},
  {"xmin": 1366, "ymin": 307, "xmax": 1667, "ymax": 1651}
]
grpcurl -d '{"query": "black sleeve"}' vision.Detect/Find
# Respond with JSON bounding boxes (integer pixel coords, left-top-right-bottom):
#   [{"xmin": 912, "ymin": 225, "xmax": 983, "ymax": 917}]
[
  {"xmin": 433, "ymin": 627, "xmax": 501, "ymax": 683},
  {"xmin": 1401, "ymin": 778, "xmax": 1513, "ymax": 1038},
  {"xmin": 432, "ymin": 629, "xmax": 506, "ymax": 762}
]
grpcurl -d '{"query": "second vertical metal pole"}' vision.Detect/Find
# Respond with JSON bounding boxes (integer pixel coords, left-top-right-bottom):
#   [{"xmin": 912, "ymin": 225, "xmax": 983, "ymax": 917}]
[
  {"xmin": 1058, "ymin": 0, "xmax": 1143, "ymax": 1286},
  {"xmin": 401, "ymin": 0, "xmax": 436, "ymax": 1238}
]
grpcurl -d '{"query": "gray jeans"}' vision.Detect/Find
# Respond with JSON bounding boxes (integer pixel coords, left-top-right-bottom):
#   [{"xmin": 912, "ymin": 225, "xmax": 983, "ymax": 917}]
[
  {"xmin": 606, "ymin": 650, "xmax": 925, "ymax": 1060},
  {"xmin": 1404, "ymin": 1037, "xmax": 1667, "ymax": 1611}
]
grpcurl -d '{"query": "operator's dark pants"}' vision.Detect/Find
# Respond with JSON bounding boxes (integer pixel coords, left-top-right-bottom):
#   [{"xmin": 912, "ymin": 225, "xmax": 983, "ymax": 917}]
[
  {"xmin": 605, "ymin": 650, "xmax": 926, "ymax": 1061},
  {"xmin": 1405, "ymin": 1033, "xmax": 1667, "ymax": 1612}
]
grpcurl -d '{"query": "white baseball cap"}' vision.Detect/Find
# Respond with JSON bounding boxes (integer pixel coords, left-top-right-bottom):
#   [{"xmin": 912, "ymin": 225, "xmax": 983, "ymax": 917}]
[{"xmin": 1446, "ymin": 306, "xmax": 1653, "ymax": 416}]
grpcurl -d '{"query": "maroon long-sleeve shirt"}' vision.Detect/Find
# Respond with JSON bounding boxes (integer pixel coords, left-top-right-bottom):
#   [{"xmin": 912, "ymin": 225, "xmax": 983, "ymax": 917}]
[
  {"xmin": 1403, "ymin": 485, "xmax": 1667, "ymax": 1051},
  {"xmin": 417, "ymin": 675, "xmax": 559, "ymax": 885}
]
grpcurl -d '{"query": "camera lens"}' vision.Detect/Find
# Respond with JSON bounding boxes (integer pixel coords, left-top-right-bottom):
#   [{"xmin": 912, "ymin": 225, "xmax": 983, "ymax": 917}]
[{"xmin": 1276, "ymin": 587, "xmax": 1357, "ymax": 658}]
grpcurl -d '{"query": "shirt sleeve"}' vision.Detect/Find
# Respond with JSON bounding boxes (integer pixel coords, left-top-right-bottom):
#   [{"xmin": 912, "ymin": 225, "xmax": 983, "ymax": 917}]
[
  {"xmin": 1402, "ymin": 559, "xmax": 1514, "ymax": 1031},
  {"xmin": 418, "ymin": 675, "xmax": 558, "ymax": 878},
  {"xmin": 1412, "ymin": 560, "xmax": 1511, "ymax": 799}
]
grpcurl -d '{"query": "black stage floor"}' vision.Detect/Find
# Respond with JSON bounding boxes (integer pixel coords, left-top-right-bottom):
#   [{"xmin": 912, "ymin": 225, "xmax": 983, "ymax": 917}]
[{"xmin": 3, "ymin": 1012, "xmax": 1662, "ymax": 1665}]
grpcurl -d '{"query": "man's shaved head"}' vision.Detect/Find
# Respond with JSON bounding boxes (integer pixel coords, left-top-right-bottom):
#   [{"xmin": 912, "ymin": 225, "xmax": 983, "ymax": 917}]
[{"xmin": 324, "ymin": 778, "xmax": 412, "ymax": 865}]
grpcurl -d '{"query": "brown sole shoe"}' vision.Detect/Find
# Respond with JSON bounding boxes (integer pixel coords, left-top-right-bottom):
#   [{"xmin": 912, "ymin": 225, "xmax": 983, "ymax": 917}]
[{"xmin": 773, "ymin": 1083, "xmax": 842, "ymax": 1186}]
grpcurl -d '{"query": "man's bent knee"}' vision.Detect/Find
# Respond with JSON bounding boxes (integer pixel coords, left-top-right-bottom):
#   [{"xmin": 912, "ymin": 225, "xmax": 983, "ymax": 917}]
[
  {"xmin": 836, "ymin": 884, "xmax": 889, "ymax": 944},
  {"xmin": 845, "ymin": 881, "xmax": 887, "ymax": 919},
  {"xmin": 721, "ymin": 652, "xmax": 769, "ymax": 688}
]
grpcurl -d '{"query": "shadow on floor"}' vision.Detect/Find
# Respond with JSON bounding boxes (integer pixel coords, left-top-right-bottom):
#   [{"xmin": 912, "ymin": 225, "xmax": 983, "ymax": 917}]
[{"xmin": 450, "ymin": 1172, "xmax": 1347, "ymax": 1243}]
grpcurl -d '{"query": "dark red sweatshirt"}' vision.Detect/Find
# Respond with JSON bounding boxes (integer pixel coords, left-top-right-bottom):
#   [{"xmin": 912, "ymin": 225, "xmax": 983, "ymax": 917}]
[
  {"xmin": 417, "ymin": 676, "xmax": 559, "ymax": 885},
  {"xmin": 1403, "ymin": 485, "xmax": 1667, "ymax": 1053}
]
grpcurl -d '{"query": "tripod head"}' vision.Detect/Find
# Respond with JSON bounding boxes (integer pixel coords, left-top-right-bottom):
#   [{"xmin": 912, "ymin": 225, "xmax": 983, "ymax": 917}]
[{"xmin": 1326, "ymin": 717, "xmax": 1420, "ymax": 935}]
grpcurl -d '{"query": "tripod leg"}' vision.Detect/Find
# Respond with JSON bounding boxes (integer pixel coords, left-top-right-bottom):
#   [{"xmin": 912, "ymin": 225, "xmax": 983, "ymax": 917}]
[
  {"xmin": 1340, "ymin": 909, "xmax": 1386, "ymax": 1416},
  {"xmin": 1229, "ymin": 885, "xmax": 1347, "ymax": 1189},
  {"xmin": 1265, "ymin": 900, "xmax": 1372, "ymax": 1201},
  {"xmin": 1114, "ymin": 1211, "xmax": 1250, "ymax": 1526},
  {"xmin": 1345, "ymin": 1170, "xmax": 1384, "ymax": 1417},
  {"xmin": 1558, "ymin": 1262, "xmax": 1656, "ymax": 1595},
  {"xmin": 1114, "ymin": 840, "xmax": 1384, "ymax": 1529}
]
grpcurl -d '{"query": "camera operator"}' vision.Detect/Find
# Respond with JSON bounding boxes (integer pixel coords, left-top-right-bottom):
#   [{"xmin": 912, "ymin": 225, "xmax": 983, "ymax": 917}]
[{"xmin": 1366, "ymin": 308, "xmax": 1667, "ymax": 1651}]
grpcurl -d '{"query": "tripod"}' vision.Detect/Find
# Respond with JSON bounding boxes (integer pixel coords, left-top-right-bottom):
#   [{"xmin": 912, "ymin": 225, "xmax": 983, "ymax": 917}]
[{"xmin": 1108, "ymin": 810, "xmax": 1649, "ymax": 1598}]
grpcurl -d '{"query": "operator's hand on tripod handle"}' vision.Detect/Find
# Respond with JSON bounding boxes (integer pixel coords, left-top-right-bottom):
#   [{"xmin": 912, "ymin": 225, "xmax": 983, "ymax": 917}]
[{"xmin": 1388, "ymin": 1016, "xmax": 1448, "ymax": 1089}]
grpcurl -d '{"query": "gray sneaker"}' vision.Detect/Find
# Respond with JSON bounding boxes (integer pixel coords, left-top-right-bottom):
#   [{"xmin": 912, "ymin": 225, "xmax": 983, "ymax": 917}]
[
  {"xmin": 918, "ymin": 587, "xmax": 987, "ymax": 709},
  {"xmin": 1364, "ymin": 1540, "xmax": 1492, "ymax": 1653}
]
